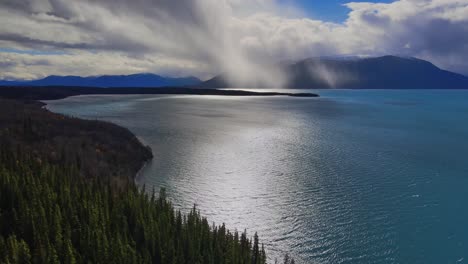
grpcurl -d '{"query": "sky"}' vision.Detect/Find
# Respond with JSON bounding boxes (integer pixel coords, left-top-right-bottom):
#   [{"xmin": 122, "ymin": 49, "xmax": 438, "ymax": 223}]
[
  {"xmin": 0, "ymin": 0, "xmax": 467, "ymax": 83},
  {"xmin": 286, "ymin": 0, "xmax": 394, "ymax": 22}
]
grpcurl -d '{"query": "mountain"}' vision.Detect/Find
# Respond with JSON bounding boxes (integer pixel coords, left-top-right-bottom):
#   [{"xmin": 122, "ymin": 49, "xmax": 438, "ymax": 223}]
[
  {"xmin": 200, "ymin": 56, "xmax": 468, "ymax": 89},
  {"xmin": 0, "ymin": 73, "xmax": 201, "ymax": 87}
]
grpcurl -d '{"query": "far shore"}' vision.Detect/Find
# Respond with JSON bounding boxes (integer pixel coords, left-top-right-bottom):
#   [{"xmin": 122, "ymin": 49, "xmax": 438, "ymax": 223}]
[{"xmin": 0, "ymin": 86, "xmax": 318, "ymax": 101}]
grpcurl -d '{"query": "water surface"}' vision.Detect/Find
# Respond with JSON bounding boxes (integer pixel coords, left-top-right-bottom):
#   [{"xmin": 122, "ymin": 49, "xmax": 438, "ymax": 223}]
[{"xmin": 46, "ymin": 90, "xmax": 468, "ymax": 263}]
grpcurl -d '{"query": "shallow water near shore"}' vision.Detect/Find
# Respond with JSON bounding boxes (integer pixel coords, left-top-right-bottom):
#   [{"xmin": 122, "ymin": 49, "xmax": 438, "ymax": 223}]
[{"xmin": 46, "ymin": 89, "xmax": 468, "ymax": 263}]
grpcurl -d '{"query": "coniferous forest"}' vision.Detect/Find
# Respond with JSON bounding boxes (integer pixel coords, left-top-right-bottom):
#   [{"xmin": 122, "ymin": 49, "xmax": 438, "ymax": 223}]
[
  {"xmin": 0, "ymin": 152, "xmax": 266, "ymax": 263},
  {"xmin": 0, "ymin": 99, "xmax": 278, "ymax": 263}
]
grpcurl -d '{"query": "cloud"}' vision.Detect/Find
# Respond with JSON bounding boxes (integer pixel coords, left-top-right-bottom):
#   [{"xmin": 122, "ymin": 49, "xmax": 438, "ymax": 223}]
[
  {"xmin": 0, "ymin": 51, "xmax": 210, "ymax": 80},
  {"xmin": 0, "ymin": 0, "xmax": 467, "ymax": 82},
  {"xmin": 342, "ymin": 0, "xmax": 468, "ymax": 73}
]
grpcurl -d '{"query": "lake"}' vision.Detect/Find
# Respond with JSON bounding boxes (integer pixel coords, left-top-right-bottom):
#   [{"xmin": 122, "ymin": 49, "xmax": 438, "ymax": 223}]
[{"xmin": 46, "ymin": 90, "xmax": 468, "ymax": 263}]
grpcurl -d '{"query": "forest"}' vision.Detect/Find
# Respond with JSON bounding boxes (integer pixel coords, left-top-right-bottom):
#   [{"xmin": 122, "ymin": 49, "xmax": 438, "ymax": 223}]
[
  {"xmin": 0, "ymin": 99, "xmax": 294, "ymax": 263},
  {"xmin": 0, "ymin": 149, "xmax": 268, "ymax": 263}
]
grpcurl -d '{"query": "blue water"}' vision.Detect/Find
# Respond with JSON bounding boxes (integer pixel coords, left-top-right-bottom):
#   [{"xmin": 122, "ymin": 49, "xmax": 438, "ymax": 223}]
[{"xmin": 45, "ymin": 90, "xmax": 468, "ymax": 263}]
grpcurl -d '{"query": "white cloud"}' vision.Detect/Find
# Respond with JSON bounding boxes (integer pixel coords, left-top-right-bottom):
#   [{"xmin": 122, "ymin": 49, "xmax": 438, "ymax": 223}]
[
  {"xmin": 0, "ymin": 0, "xmax": 467, "ymax": 82},
  {"xmin": 0, "ymin": 51, "xmax": 211, "ymax": 80}
]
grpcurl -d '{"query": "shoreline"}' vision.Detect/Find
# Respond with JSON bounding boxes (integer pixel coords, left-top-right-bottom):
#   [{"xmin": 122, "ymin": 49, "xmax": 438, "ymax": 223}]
[
  {"xmin": 33, "ymin": 86, "xmax": 317, "ymax": 184},
  {"xmin": 40, "ymin": 98, "xmax": 154, "ymax": 183},
  {"xmin": 0, "ymin": 86, "xmax": 319, "ymax": 101},
  {"xmin": 134, "ymin": 159, "xmax": 151, "ymax": 185}
]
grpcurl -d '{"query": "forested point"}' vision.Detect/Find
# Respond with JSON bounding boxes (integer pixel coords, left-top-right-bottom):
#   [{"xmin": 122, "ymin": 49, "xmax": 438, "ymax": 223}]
[
  {"xmin": 0, "ymin": 99, "xmax": 152, "ymax": 188},
  {"xmin": 0, "ymin": 99, "xmax": 295, "ymax": 263}
]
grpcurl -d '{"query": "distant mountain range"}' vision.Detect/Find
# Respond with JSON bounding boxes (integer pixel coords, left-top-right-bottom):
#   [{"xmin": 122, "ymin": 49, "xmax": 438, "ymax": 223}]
[
  {"xmin": 201, "ymin": 56, "xmax": 468, "ymax": 89},
  {"xmin": 2, "ymin": 56, "xmax": 467, "ymax": 89},
  {"xmin": 0, "ymin": 73, "xmax": 201, "ymax": 88}
]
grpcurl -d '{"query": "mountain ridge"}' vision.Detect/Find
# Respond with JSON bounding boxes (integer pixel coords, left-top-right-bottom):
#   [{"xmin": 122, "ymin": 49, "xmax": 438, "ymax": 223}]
[
  {"xmin": 0, "ymin": 73, "xmax": 201, "ymax": 88},
  {"xmin": 200, "ymin": 56, "xmax": 468, "ymax": 89}
]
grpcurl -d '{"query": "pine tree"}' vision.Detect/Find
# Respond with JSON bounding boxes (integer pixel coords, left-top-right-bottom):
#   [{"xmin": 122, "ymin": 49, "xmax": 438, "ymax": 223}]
[
  {"xmin": 62, "ymin": 238, "xmax": 76, "ymax": 264},
  {"xmin": 252, "ymin": 232, "xmax": 260, "ymax": 264}
]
